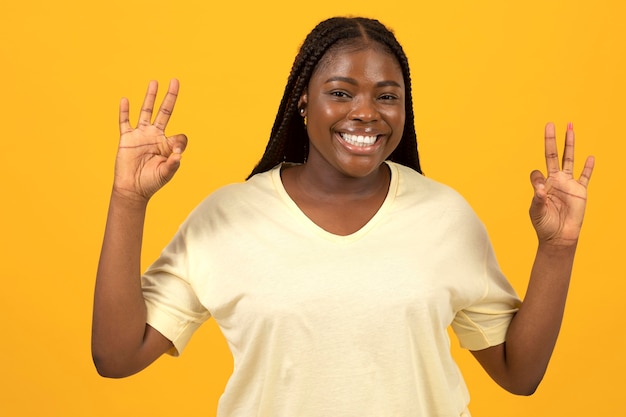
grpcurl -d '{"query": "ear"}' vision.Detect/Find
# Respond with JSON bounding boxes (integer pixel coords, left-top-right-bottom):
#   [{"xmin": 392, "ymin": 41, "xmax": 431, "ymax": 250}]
[{"xmin": 298, "ymin": 89, "xmax": 308, "ymax": 116}]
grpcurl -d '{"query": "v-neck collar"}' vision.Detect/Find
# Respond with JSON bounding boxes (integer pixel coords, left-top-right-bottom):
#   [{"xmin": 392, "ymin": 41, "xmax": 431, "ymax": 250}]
[{"xmin": 271, "ymin": 161, "xmax": 399, "ymax": 243}]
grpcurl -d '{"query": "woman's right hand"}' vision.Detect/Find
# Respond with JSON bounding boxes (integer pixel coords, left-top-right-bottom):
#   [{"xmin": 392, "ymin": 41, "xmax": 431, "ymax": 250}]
[
  {"xmin": 92, "ymin": 79, "xmax": 184, "ymax": 377},
  {"xmin": 114, "ymin": 79, "xmax": 187, "ymax": 202}
]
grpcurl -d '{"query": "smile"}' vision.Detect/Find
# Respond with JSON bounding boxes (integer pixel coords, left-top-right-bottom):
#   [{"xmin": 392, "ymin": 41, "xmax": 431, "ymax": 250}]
[{"xmin": 340, "ymin": 133, "xmax": 378, "ymax": 147}]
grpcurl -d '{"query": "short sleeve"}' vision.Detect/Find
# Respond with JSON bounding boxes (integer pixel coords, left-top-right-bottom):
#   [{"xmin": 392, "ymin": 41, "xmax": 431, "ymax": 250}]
[
  {"xmin": 142, "ymin": 224, "xmax": 211, "ymax": 356},
  {"xmin": 451, "ymin": 235, "xmax": 521, "ymax": 351}
]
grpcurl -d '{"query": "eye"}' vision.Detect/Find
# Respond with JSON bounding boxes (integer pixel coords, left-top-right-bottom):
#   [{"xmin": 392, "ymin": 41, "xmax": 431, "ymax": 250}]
[
  {"xmin": 329, "ymin": 90, "xmax": 351, "ymax": 99},
  {"xmin": 378, "ymin": 93, "xmax": 399, "ymax": 101}
]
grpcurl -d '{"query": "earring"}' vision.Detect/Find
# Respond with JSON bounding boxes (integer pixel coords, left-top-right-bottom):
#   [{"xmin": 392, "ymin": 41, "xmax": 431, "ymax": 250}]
[{"xmin": 300, "ymin": 108, "xmax": 307, "ymax": 127}]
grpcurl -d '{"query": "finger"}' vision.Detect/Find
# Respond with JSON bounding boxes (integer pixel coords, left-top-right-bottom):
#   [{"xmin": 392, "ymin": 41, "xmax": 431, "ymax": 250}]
[
  {"xmin": 160, "ymin": 135, "xmax": 188, "ymax": 182},
  {"xmin": 138, "ymin": 80, "xmax": 159, "ymax": 127},
  {"xmin": 561, "ymin": 122, "xmax": 575, "ymax": 176},
  {"xmin": 530, "ymin": 169, "xmax": 547, "ymax": 198},
  {"xmin": 544, "ymin": 122, "xmax": 560, "ymax": 175},
  {"xmin": 153, "ymin": 79, "xmax": 180, "ymax": 131},
  {"xmin": 529, "ymin": 169, "xmax": 547, "ymax": 216},
  {"xmin": 119, "ymin": 97, "xmax": 132, "ymax": 135},
  {"xmin": 578, "ymin": 155, "xmax": 595, "ymax": 187},
  {"xmin": 169, "ymin": 133, "xmax": 188, "ymax": 154}
]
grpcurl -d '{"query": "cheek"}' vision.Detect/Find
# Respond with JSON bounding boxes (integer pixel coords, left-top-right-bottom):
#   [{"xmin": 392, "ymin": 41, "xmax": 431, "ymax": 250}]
[
  {"xmin": 309, "ymin": 106, "xmax": 344, "ymax": 130},
  {"xmin": 384, "ymin": 108, "xmax": 405, "ymax": 130},
  {"xmin": 389, "ymin": 113, "xmax": 406, "ymax": 147},
  {"xmin": 396, "ymin": 103, "xmax": 406, "ymax": 126}
]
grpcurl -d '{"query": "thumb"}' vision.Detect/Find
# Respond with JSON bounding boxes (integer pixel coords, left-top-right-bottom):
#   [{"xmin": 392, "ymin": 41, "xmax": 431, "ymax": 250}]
[
  {"xmin": 165, "ymin": 133, "xmax": 188, "ymax": 157},
  {"xmin": 160, "ymin": 133, "xmax": 188, "ymax": 182},
  {"xmin": 529, "ymin": 169, "xmax": 547, "ymax": 218}
]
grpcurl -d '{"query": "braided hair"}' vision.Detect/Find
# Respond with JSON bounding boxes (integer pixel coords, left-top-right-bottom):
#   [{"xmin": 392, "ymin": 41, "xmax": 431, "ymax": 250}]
[{"xmin": 247, "ymin": 16, "xmax": 422, "ymax": 179}]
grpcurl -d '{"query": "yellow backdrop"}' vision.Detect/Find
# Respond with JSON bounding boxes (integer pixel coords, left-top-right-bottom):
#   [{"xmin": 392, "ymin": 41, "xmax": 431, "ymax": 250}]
[{"xmin": 1, "ymin": 0, "xmax": 624, "ymax": 415}]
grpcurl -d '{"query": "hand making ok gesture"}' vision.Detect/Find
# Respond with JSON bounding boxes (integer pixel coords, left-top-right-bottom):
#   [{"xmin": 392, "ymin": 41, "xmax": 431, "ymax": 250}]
[
  {"xmin": 529, "ymin": 122, "xmax": 595, "ymax": 246},
  {"xmin": 113, "ymin": 79, "xmax": 187, "ymax": 202}
]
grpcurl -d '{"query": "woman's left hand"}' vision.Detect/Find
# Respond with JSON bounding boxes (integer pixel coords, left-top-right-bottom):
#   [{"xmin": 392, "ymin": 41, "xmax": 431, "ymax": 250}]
[{"xmin": 529, "ymin": 122, "xmax": 595, "ymax": 246}]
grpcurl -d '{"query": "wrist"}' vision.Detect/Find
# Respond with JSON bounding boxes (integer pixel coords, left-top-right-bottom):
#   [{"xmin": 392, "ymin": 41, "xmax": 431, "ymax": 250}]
[
  {"xmin": 110, "ymin": 186, "xmax": 150, "ymax": 211},
  {"xmin": 536, "ymin": 240, "xmax": 578, "ymax": 259},
  {"xmin": 535, "ymin": 231, "xmax": 580, "ymax": 250}
]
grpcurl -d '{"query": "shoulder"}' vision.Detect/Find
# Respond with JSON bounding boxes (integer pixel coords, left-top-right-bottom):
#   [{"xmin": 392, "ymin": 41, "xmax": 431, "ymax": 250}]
[
  {"xmin": 200, "ymin": 167, "xmax": 276, "ymax": 207},
  {"xmin": 390, "ymin": 162, "xmax": 472, "ymax": 210},
  {"xmin": 181, "ymin": 167, "xmax": 279, "ymax": 228},
  {"xmin": 388, "ymin": 162, "xmax": 488, "ymax": 237}
]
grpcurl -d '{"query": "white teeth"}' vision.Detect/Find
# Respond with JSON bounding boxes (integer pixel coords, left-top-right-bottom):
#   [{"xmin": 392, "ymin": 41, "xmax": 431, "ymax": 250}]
[{"xmin": 340, "ymin": 133, "xmax": 377, "ymax": 146}]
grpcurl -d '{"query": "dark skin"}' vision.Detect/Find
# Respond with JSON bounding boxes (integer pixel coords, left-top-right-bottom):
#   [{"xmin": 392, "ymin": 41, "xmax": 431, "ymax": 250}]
[
  {"xmin": 92, "ymin": 80, "xmax": 178, "ymax": 377},
  {"xmin": 282, "ymin": 46, "xmax": 405, "ymax": 236},
  {"xmin": 280, "ymin": 163, "xmax": 391, "ymax": 236},
  {"xmin": 93, "ymin": 44, "xmax": 594, "ymax": 396}
]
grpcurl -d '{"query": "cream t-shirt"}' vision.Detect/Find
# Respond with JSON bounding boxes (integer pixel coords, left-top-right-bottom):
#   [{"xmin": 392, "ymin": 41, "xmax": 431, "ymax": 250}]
[{"xmin": 142, "ymin": 162, "xmax": 521, "ymax": 417}]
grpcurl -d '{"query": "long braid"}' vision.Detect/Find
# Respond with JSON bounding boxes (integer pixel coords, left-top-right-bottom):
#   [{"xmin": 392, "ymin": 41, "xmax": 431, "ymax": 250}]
[{"xmin": 248, "ymin": 17, "xmax": 422, "ymax": 179}]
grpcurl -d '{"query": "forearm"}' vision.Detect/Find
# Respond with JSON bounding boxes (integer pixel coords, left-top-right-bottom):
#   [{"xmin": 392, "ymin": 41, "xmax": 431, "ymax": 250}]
[
  {"xmin": 503, "ymin": 242, "xmax": 577, "ymax": 392},
  {"xmin": 91, "ymin": 190, "xmax": 152, "ymax": 376},
  {"xmin": 473, "ymin": 122, "xmax": 593, "ymax": 394}
]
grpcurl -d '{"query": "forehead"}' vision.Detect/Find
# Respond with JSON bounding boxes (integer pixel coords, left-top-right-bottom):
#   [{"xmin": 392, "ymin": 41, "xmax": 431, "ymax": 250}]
[{"xmin": 312, "ymin": 42, "xmax": 403, "ymax": 82}]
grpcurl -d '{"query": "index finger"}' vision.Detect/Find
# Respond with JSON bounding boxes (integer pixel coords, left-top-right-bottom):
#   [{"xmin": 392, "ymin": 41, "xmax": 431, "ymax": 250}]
[
  {"xmin": 138, "ymin": 80, "xmax": 159, "ymax": 127},
  {"xmin": 561, "ymin": 123, "xmax": 575, "ymax": 176},
  {"xmin": 544, "ymin": 122, "xmax": 560, "ymax": 175},
  {"xmin": 153, "ymin": 79, "xmax": 180, "ymax": 131},
  {"xmin": 119, "ymin": 97, "xmax": 132, "ymax": 135}
]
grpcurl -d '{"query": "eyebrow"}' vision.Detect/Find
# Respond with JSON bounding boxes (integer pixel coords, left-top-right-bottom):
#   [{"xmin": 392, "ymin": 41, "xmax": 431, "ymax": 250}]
[{"xmin": 324, "ymin": 76, "xmax": 402, "ymax": 88}]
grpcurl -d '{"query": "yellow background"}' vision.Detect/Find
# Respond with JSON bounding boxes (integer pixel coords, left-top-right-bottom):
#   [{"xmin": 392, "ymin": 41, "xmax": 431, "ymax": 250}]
[{"xmin": 1, "ymin": 0, "xmax": 624, "ymax": 415}]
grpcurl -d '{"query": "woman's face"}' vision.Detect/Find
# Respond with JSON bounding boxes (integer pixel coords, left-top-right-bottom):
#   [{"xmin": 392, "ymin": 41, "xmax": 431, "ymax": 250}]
[{"xmin": 299, "ymin": 44, "xmax": 405, "ymax": 179}]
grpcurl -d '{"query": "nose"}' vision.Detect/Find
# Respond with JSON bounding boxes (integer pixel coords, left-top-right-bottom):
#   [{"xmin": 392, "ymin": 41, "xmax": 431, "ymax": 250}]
[{"xmin": 349, "ymin": 97, "xmax": 379, "ymax": 122}]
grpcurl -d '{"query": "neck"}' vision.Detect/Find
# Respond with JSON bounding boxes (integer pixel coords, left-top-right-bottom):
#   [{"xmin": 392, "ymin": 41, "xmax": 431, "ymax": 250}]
[{"xmin": 293, "ymin": 159, "xmax": 391, "ymax": 200}]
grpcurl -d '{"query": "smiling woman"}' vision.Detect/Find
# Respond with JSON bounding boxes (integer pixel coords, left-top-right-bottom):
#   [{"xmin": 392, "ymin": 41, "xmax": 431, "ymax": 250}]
[
  {"xmin": 298, "ymin": 46, "xmax": 405, "ymax": 176},
  {"xmin": 92, "ymin": 16, "xmax": 594, "ymax": 417},
  {"xmin": 247, "ymin": 17, "xmax": 421, "ymax": 179},
  {"xmin": 280, "ymin": 45, "xmax": 406, "ymax": 235}
]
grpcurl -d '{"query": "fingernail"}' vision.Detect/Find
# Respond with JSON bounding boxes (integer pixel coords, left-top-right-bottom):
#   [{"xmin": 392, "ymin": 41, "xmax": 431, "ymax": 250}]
[{"xmin": 567, "ymin": 122, "xmax": 574, "ymax": 131}]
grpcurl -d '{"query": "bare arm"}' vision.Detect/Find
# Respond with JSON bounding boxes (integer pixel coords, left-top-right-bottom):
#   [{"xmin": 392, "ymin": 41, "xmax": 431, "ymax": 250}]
[
  {"xmin": 472, "ymin": 122, "xmax": 595, "ymax": 395},
  {"xmin": 92, "ymin": 80, "xmax": 187, "ymax": 378}
]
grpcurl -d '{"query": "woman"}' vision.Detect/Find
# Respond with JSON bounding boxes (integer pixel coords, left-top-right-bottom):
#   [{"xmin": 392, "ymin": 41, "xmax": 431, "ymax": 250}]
[{"xmin": 92, "ymin": 17, "xmax": 595, "ymax": 416}]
